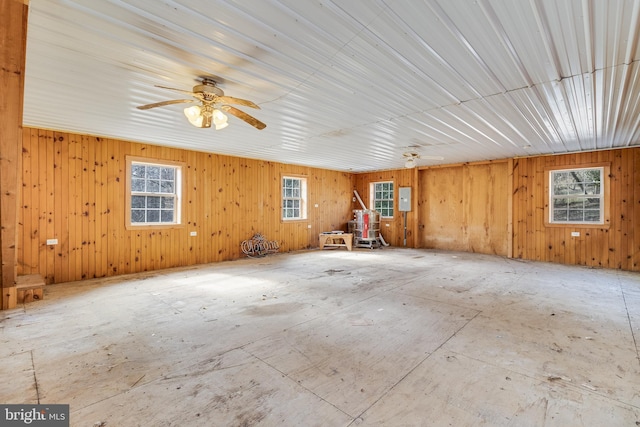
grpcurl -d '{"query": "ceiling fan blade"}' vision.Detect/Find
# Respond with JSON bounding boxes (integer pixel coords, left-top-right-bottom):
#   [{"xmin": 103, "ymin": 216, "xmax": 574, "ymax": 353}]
[
  {"xmin": 136, "ymin": 99, "xmax": 195, "ymax": 110},
  {"xmin": 221, "ymin": 105, "xmax": 266, "ymax": 130},
  {"xmin": 216, "ymin": 96, "xmax": 260, "ymax": 109},
  {"xmin": 419, "ymin": 155, "xmax": 444, "ymax": 161},
  {"xmin": 154, "ymin": 85, "xmax": 197, "ymax": 96}
]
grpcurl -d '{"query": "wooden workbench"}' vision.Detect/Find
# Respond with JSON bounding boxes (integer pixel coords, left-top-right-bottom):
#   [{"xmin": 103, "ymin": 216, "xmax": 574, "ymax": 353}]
[{"xmin": 319, "ymin": 233, "xmax": 353, "ymax": 251}]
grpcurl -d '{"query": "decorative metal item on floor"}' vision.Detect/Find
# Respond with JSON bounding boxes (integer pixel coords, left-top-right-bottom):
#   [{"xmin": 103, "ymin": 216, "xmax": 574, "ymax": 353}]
[{"xmin": 241, "ymin": 233, "xmax": 280, "ymax": 258}]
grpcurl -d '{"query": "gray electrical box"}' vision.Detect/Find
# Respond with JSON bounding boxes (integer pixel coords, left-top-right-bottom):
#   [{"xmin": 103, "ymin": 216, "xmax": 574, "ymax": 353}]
[{"xmin": 399, "ymin": 187, "xmax": 411, "ymax": 211}]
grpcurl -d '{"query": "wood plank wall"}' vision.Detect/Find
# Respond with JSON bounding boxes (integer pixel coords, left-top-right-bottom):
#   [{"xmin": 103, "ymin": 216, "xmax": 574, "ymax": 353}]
[
  {"xmin": 17, "ymin": 127, "xmax": 640, "ymax": 286},
  {"xmin": 418, "ymin": 161, "xmax": 510, "ymax": 256},
  {"xmin": 0, "ymin": 0, "xmax": 28, "ymax": 309},
  {"xmin": 18, "ymin": 128, "xmax": 355, "ymax": 284},
  {"xmin": 354, "ymin": 161, "xmax": 509, "ymax": 255},
  {"xmin": 512, "ymin": 148, "xmax": 640, "ymax": 270},
  {"xmin": 353, "ymin": 168, "xmax": 418, "ymax": 247}
]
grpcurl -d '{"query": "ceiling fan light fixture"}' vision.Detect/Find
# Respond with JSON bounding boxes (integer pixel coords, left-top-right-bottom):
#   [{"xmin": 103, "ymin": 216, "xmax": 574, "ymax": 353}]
[
  {"xmin": 184, "ymin": 105, "xmax": 205, "ymax": 127},
  {"xmin": 404, "ymin": 157, "xmax": 416, "ymax": 168},
  {"xmin": 184, "ymin": 104, "xmax": 217, "ymax": 128},
  {"xmin": 212, "ymin": 108, "xmax": 229, "ymax": 130},
  {"xmin": 184, "ymin": 104, "xmax": 228, "ymax": 130}
]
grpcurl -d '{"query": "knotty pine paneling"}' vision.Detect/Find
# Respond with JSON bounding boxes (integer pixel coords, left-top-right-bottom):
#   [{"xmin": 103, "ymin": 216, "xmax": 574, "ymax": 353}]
[
  {"xmin": 18, "ymin": 128, "xmax": 354, "ymax": 284},
  {"xmin": 512, "ymin": 148, "xmax": 640, "ymax": 271},
  {"xmin": 417, "ymin": 161, "xmax": 510, "ymax": 255},
  {"xmin": 353, "ymin": 168, "xmax": 418, "ymax": 247},
  {"xmin": 419, "ymin": 166, "xmax": 465, "ymax": 251},
  {"xmin": 0, "ymin": 0, "xmax": 28, "ymax": 309},
  {"xmin": 17, "ymin": 128, "xmax": 640, "ymax": 287}
]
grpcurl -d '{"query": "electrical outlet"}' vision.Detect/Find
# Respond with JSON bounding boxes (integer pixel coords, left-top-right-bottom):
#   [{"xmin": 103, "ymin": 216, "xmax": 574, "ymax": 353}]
[
  {"xmin": 190, "ymin": 231, "xmax": 197, "ymax": 236},
  {"xmin": 571, "ymin": 231, "xmax": 580, "ymax": 237},
  {"xmin": 307, "ymin": 224, "xmax": 312, "ymax": 228},
  {"xmin": 46, "ymin": 239, "xmax": 58, "ymax": 245}
]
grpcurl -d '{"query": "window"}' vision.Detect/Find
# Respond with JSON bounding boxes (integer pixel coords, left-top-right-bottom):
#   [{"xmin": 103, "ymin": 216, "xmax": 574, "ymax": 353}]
[
  {"xmin": 548, "ymin": 166, "xmax": 605, "ymax": 225},
  {"xmin": 282, "ymin": 176, "xmax": 307, "ymax": 220},
  {"xmin": 371, "ymin": 181, "xmax": 394, "ymax": 218},
  {"xmin": 126, "ymin": 157, "xmax": 183, "ymax": 227}
]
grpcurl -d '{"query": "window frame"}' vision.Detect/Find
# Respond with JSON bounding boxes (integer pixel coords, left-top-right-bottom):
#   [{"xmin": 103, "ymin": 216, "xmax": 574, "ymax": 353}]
[
  {"xmin": 125, "ymin": 156, "xmax": 185, "ymax": 230},
  {"xmin": 544, "ymin": 163, "xmax": 610, "ymax": 229},
  {"xmin": 281, "ymin": 175, "xmax": 308, "ymax": 221},
  {"xmin": 370, "ymin": 181, "xmax": 395, "ymax": 219}
]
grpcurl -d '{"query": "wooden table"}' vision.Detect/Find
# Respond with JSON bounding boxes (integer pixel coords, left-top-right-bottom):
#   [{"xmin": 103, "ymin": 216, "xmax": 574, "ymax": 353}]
[{"xmin": 319, "ymin": 233, "xmax": 353, "ymax": 251}]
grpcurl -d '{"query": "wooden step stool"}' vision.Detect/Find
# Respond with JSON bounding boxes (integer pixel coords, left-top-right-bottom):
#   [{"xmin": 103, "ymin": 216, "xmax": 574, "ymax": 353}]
[{"xmin": 16, "ymin": 274, "xmax": 45, "ymax": 303}]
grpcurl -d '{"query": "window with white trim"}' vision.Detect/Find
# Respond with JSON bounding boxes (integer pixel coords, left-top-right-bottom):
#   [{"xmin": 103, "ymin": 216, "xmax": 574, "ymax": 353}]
[
  {"xmin": 371, "ymin": 181, "xmax": 394, "ymax": 218},
  {"xmin": 549, "ymin": 167, "xmax": 603, "ymax": 224},
  {"xmin": 127, "ymin": 159, "xmax": 182, "ymax": 226},
  {"xmin": 282, "ymin": 176, "xmax": 307, "ymax": 220}
]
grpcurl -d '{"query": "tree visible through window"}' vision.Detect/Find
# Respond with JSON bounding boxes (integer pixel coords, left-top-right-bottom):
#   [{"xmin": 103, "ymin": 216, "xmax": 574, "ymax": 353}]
[
  {"xmin": 549, "ymin": 167, "xmax": 603, "ymax": 224},
  {"xmin": 128, "ymin": 160, "xmax": 182, "ymax": 226},
  {"xmin": 372, "ymin": 181, "xmax": 394, "ymax": 218}
]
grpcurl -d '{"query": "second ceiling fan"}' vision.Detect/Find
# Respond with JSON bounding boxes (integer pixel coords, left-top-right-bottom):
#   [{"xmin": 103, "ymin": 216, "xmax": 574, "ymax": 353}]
[
  {"xmin": 402, "ymin": 152, "xmax": 444, "ymax": 168},
  {"xmin": 137, "ymin": 78, "xmax": 266, "ymax": 130}
]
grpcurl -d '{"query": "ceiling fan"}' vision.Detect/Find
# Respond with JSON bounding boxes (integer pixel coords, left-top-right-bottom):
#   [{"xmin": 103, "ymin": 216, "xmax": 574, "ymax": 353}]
[
  {"xmin": 402, "ymin": 152, "xmax": 444, "ymax": 168},
  {"xmin": 136, "ymin": 78, "xmax": 266, "ymax": 130}
]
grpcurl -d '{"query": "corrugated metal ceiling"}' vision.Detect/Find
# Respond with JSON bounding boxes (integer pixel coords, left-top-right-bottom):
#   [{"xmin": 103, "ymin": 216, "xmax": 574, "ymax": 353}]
[{"xmin": 23, "ymin": 0, "xmax": 640, "ymax": 171}]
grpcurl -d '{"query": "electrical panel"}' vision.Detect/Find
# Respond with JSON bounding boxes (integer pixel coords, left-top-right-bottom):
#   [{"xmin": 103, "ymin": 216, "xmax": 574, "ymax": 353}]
[{"xmin": 399, "ymin": 187, "xmax": 411, "ymax": 211}]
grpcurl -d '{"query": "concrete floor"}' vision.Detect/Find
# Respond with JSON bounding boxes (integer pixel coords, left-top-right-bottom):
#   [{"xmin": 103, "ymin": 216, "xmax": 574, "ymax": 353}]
[{"xmin": 1, "ymin": 248, "xmax": 639, "ymax": 426}]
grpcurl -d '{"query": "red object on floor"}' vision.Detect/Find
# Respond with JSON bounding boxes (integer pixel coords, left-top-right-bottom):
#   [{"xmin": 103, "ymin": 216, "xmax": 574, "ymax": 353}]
[{"xmin": 363, "ymin": 212, "xmax": 369, "ymax": 238}]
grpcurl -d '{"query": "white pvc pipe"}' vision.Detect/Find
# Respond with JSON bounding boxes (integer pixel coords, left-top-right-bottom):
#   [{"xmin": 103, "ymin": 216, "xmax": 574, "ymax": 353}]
[{"xmin": 353, "ymin": 190, "xmax": 367, "ymax": 210}]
